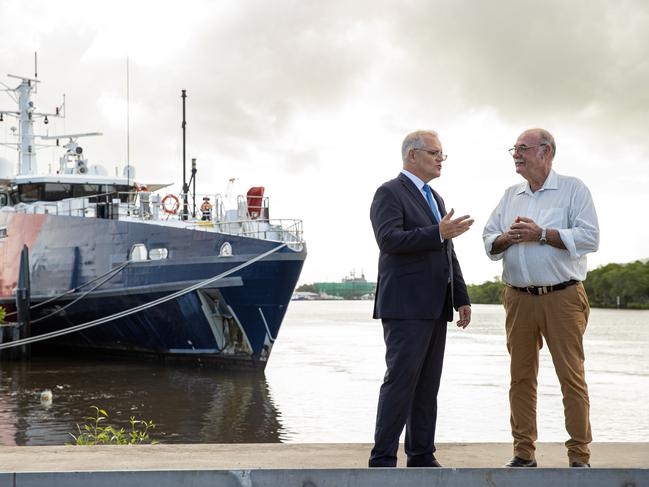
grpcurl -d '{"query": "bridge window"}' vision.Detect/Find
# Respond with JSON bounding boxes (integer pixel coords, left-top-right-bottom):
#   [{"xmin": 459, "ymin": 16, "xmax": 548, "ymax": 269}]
[
  {"xmin": 72, "ymin": 184, "xmax": 101, "ymax": 198},
  {"xmin": 44, "ymin": 183, "xmax": 72, "ymax": 201},
  {"xmin": 18, "ymin": 183, "xmax": 41, "ymax": 203}
]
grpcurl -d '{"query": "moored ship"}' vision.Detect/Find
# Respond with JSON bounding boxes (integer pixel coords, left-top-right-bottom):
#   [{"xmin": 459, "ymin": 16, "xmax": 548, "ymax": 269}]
[{"xmin": 0, "ymin": 70, "xmax": 306, "ymax": 369}]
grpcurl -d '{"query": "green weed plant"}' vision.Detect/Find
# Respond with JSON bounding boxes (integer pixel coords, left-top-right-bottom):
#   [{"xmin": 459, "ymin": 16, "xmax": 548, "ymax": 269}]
[
  {"xmin": 69, "ymin": 406, "xmax": 158, "ymax": 445},
  {"xmin": 0, "ymin": 306, "xmax": 5, "ymax": 324}
]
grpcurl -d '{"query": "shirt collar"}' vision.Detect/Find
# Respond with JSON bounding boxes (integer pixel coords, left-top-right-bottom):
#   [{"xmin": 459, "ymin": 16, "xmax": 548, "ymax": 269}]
[
  {"xmin": 401, "ymin": 169, "xmax": 427, "ymax": 192},
  {"xmin": 516, "ymin": 169, "xmax": 558, "ymax": 195}
]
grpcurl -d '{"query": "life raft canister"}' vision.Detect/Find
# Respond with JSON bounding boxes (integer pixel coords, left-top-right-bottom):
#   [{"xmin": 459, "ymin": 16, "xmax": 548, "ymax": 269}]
[{"xmin": 246, "ymin": 186, "xmax": 265, "ymax": 220}]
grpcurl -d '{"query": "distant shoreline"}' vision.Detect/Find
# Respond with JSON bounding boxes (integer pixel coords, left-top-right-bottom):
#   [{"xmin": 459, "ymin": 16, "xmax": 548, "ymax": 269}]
[{"xmin": 290, "ymin": 297, "xmax": 649, "ymax": 310}]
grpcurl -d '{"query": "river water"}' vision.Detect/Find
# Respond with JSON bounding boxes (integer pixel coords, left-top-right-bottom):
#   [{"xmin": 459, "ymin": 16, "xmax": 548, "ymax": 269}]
[{"xmin": 0, "ymin": 302, "xmax": 647, "ymax": 445}]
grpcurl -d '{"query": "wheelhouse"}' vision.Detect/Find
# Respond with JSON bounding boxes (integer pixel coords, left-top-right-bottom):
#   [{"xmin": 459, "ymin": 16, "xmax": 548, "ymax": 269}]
[
  {"xmin": 16, "ymin": 182, "xmax": 132, "ymax": 203},
  {"xmin": 10, "ymin": 175, "xmax": 135, "ymax": 205}
]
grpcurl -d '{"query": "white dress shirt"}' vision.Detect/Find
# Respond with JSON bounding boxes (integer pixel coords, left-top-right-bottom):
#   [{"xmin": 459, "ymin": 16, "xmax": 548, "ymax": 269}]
[
  {"xmin": 483, "ymin": 170, "xmax": 599, "ymax": 287},
  {"xmin": 401, "ymin": 169, "xmax": 443, "ymax": 241}
]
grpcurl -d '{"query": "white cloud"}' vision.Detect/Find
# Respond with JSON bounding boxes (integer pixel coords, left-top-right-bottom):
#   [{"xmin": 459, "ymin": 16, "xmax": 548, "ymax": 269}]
[{"xmin": 2, "ymin": 0, "xmax": 648, "ymax": 285}]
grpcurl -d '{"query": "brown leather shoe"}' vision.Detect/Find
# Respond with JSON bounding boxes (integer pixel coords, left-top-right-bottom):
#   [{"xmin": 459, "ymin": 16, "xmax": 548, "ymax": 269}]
[
  {"xmin": 570, "ymin": 462, "xmax": 591, "ymax": 468},
  {"xmin": 504, "ymin": 456, "xmax": 537, "ymax": 467}
]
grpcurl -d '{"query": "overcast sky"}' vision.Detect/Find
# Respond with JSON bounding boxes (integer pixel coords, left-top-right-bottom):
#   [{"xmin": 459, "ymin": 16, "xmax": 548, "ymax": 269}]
[{"xmin": 1, "ymin": 0, "xmax": 648, "ymax": 285}]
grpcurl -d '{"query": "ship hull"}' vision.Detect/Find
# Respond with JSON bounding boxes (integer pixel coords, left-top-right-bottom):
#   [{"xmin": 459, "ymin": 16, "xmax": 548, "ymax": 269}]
[{"xmin": 0, "ymin": 212, "xmax": 306, "ymax": 369}]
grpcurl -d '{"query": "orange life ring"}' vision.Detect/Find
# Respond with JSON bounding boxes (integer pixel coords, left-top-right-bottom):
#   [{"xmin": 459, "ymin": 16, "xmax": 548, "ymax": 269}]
[{"xmin": 161, "ymin": 194, "xmax": 180, "ymax": 214}]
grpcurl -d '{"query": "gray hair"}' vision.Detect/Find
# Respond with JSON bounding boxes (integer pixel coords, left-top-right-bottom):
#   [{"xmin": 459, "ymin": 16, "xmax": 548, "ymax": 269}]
[
  {"xmin": 401, "ymin": 130, "xmax": 439, "ymax": 164},
  {"xmin": 535, "ymin": 128, "xmax": 556, "ymax": 159}
]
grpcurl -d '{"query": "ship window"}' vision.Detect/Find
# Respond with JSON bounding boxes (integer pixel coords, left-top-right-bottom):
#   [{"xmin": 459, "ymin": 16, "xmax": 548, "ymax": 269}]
[
  {"xmin": 18, "ymin": 183, "xmax": 42, "ymax": 203},
  {"xmin": 129, "ymin": 244, "xmax": 148, "ymax": 261},
  {"xmin": 44, "ymin": 183, "xmax": 72, "ymax": 201},
  {"xmin": 219, "ymin": 242, "xmax": 233, "ymax": 257},
  {"xmin": 148, "ymin": 248, "xmax": 168, "ymax": 260},
  {"xmin": 102, "ymin": 184, "xmax": 131, "ymax": 203},
  {"xmin": 0, "ymin": 193, "xmax": 7, "ymax": 207},
  {"xmin": 72, "ymin": 184, "xmax": 101, "ymax": 198},
  {"xmin": 116, "ymin": 185, "xmax": 134, "ymax": 203}
]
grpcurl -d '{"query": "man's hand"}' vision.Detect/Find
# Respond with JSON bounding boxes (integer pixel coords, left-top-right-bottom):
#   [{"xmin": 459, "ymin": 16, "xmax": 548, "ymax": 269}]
[
  {"xmin": 456, "ymin": 305, "xmax": 471, "ymax": 329},
  {"xmin": 439, "ymin": 208, "xmax": 474, "ymax": 240},
  {"xmin": 507, "ymin": 216, "xmax": 542, "ymax": 243}
]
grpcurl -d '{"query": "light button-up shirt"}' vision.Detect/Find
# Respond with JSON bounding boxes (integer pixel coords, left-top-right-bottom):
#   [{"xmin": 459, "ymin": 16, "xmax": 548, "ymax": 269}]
[{"xmin": 482, "ymin": 170, "xmax": 599, "ymax": 287}]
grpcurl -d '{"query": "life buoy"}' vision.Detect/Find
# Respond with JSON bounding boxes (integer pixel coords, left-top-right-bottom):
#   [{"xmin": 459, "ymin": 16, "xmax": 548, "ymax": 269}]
[{"xmin": 161, "ymin": 194, "xmax": 180, "ymax": 214}]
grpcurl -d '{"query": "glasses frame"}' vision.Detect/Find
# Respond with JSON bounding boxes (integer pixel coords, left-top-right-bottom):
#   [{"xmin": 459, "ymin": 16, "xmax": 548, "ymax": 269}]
[
  {"xmin": 413, "ymin": 148, "xmax": 448, "ymax": 161},
  {"xmin": 508, "ymin": 144, "xmax": 547, "ymax": 155}
]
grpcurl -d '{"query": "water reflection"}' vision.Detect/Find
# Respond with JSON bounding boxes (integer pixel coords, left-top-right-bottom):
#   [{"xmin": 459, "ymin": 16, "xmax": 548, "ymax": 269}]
[
  {"xmin": 2, "ymin": 303, "xmax": 648, "ymax": 445},
  {"xmin": 0, "ymin": 356, "xmax": 287, "ymax": 446}
]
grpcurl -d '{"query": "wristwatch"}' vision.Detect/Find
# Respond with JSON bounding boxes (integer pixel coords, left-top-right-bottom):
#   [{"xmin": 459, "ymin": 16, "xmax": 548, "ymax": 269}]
[{"xmin": 539, "ymin": 228, "xmax": 547, "ymax": 245}]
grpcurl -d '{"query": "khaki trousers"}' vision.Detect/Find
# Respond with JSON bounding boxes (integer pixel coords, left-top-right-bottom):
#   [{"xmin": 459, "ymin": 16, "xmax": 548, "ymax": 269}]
[{"xmin": 503, "ymin": 283, "xmax": 592, "ymax": 463}]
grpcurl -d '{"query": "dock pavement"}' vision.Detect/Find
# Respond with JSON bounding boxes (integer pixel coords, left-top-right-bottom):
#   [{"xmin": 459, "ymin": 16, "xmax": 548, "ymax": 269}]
[{"xmin": 1, "ymin": 443, "xmax": 647, "ymax": 486}]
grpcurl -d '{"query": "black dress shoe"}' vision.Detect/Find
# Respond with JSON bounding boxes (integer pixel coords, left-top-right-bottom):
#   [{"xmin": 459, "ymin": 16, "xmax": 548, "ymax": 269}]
[
  {"xmin": 570, "ymin": 462, "xmax": 591, "ymax": 468},
  {"xmin": 504, "ymin": 456, "xmax": 537, "ymax": 468},
  {"xmin": 406, "ymin": 456, "xmax": 442, "ymax": 468}
]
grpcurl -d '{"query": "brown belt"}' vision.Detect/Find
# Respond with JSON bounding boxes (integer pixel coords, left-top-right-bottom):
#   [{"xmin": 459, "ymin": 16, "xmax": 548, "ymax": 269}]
[{"xmin": 508, "ymin": 279, "xmax": 579, "ymax": 296}]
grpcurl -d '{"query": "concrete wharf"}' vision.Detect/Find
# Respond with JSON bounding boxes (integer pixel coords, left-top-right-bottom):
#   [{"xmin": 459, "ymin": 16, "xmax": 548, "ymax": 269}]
[{"xmin": 0, "ymin": 442, "xmax": 647, "ymax": 486}]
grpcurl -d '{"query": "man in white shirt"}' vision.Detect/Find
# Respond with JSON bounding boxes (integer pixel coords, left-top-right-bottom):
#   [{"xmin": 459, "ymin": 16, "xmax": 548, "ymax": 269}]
[{"xmin": 483, "ymin": 128, "xmax": 599, "ymax": 468}]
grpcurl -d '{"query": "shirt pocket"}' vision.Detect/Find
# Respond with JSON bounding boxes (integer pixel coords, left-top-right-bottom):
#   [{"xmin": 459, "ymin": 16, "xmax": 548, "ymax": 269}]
[{"xmin": 538, "ymin": 207, "xmax": 568, "ymax": 228}]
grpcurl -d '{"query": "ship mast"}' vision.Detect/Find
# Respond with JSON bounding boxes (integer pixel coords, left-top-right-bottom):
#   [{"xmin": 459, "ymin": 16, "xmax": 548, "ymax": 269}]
[
  {"xmin": 8, "ymin": 75, "xmax": 39, "ymax": 176},
  {"xmin": 2, "ymin": 70, "xmax": 103, "ymax": 178},
  {"xmin": 1, "ymin": 72, "xmax": 66, "ymax": 177}
]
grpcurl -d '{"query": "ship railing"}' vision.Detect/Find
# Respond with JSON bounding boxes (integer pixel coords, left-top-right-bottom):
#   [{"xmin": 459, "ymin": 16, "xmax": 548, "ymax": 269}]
[
  {"xmin": 187, "ymin": 218, "xmax": 304, "ymax": 244},
  {"xmin": 9, "ymin": 191, "xmax": 128, "ymax": 218},
  {"xmin": 10, "ymin": 200, "xmax": 89, "ymax": 217},
  {"xmin": 125, "ymin": 191, "xmax": 230, "ymax": 222},
  {"xmin": 173, "ymin": 193, "xmax": 225, "ymax": 222},
  {"xmin": 7, "ymin": 193, "xmax": 301, "ymax": 244},
  {"xmin": 8, "ymin": 191, "xmax": 213, "ymax": 220}
]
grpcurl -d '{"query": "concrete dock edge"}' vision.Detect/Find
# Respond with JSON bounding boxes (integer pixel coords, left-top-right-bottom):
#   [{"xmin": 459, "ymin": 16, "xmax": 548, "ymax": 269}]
[
  {"xmin": 1, "ymin": 468, "xmax": 648, "ymax": 487},
  {"xmin": 1, "ymin": 443, "xmax": 647, "ymax": 486}
]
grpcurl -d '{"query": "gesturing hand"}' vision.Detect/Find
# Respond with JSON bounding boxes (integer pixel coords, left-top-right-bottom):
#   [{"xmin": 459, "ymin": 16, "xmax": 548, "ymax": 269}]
[{"xmin": 439, "ymin": 208, "xmax": 474, "ymax": 240}]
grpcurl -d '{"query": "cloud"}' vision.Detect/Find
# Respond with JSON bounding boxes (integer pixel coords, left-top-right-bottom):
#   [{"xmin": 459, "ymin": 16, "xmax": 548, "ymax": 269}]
[
  {"xmin": 2, "ymin": 0, "xmax": 649, "ymax": 284},
  {"xmin": 381, "ymin": 0, "xmax": 649, "ymax": 139},
  {"xmin": 143, "ymin": 1, "xmax": 393, "ymax": 168}
]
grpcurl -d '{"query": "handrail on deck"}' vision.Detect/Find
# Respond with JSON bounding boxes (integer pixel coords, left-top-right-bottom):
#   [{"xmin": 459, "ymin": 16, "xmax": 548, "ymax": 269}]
[{"xmin": 7, "ymin": 190, "xmax": 304, "ymax": 243}]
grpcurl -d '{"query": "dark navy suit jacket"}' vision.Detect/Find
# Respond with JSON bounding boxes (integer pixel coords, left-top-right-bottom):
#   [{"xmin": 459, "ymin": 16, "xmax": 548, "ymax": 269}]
[{"xmin": 370, "ymin": 173, "xmax": 470, "ymax": 321}]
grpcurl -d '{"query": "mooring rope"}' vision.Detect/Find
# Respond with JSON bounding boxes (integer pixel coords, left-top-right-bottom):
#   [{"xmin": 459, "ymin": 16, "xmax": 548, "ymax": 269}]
[
  {"xmin": 0, "ymin": 243, "xmax": 287, "ymax": 350},
  {"xmin": 3, "ymin": 260, "xmax": 132, "ymax": 319}
]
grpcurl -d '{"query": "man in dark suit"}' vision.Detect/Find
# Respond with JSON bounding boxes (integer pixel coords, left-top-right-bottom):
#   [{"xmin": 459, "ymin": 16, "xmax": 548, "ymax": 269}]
[{"xmin": 368, "ymin": 130, "xmax": 473, "ymax": 468}]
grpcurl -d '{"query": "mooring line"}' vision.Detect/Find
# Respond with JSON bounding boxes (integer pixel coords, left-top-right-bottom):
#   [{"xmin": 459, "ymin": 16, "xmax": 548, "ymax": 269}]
[{"xmin": 0, "ymin": 243, "xmax": 287, "ymax": 350}]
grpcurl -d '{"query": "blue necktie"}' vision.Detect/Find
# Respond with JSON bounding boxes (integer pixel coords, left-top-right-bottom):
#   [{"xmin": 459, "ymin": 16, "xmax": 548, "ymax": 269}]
[{"xmin": 423, "ymin": 184, "xmax": 442, "ymax": 223}]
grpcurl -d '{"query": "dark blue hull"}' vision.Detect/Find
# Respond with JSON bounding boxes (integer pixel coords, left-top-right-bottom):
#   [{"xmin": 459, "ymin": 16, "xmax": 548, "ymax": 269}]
[{"xmin": 0, "ymin": 213, "xmax": 306, "ymax": 369}]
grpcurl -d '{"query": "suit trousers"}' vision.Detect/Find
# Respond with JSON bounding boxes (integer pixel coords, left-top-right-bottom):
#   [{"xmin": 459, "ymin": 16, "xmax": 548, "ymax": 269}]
[
  {"xmin": 368, "ymin": 316, "xmax": 447, "ymax": 467},
  {"xmin": 503, "ymin": 283, "xmax": 592, "ymax": 463}
]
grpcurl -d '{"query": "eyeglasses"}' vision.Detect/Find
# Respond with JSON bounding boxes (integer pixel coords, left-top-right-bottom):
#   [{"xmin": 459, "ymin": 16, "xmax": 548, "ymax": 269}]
[
  {"xmin": 508, "ymin": 144, "xmax": 547, "ymax": 155},
  {"xmin": 413, "ymin": 148, "xmax": 448, "ymax": 161}
]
